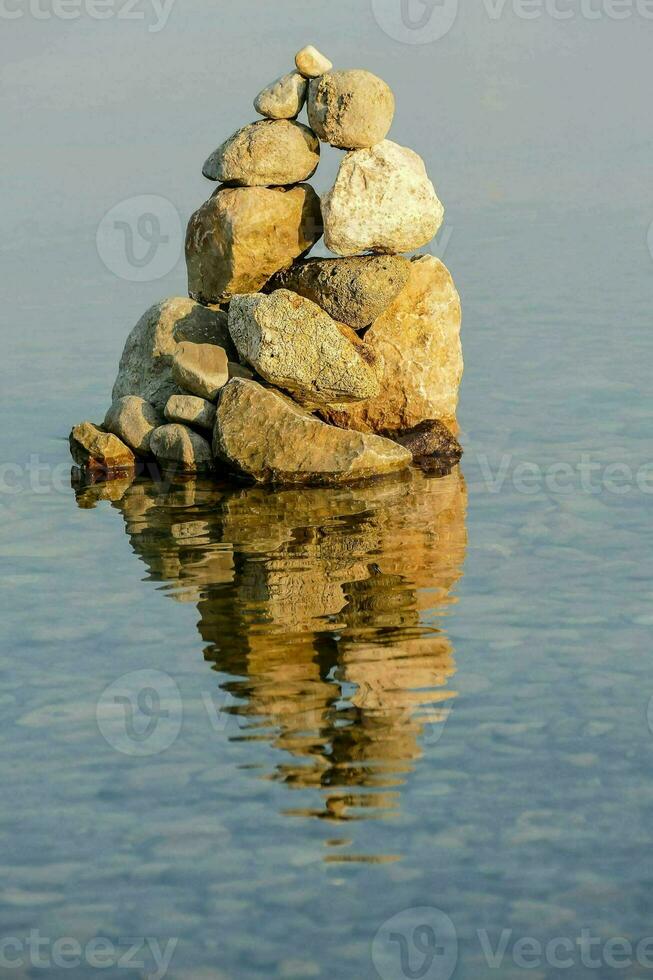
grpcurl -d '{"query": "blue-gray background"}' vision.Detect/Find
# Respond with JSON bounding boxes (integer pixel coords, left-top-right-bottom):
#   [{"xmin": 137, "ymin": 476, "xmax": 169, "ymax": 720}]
[{"xmin": 1, "ymin": 2, "xmax": 653, "ymax": 978}]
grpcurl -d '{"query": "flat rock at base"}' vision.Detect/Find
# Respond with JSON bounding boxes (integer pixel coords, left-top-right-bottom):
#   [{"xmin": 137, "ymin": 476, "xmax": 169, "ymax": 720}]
[
  {"xmin": 228, "ymin": 290, "xmax": 380, "ymax": 408},
  {"xmin": 254, "ymin": 72, "xmax": 307, "ymax": 119},
  {"xmin": 150, "ymin": 424, "xmax": 214, "ymax": 473},
  {"xmin": 321, "ymin": 256, "xmax": 463, "ymax": 431},
  {"xmin": 111, "ymin": 298, "xmax": 235, "ymax": 413},
  {"xmin": 69, "ymin": 422, "xmax": 135, "ymax": 473},
  {"xmin": 171, "ymin": 341, "xmax": 229, "ymax": 400},
  {"xmin": 295, "ymin": 45, "xmax": 333, "ymax": 78},
  {"xmin": 164, "ymin": 394, "xmax": 216, "ymax": 431},
  {"xmin": 307, "ymin": 70, "xmax": 394, "ymax": 149},
  {"xmin": 213, "ymin": 379, "xmax": 411, "ymax": 486},
  {"xmin": 322, "ymin": 140, "xmax": 443, "ymax": 255},
  {"xmin": 186, "ymin": 185, "xmax": 323, "ymax": 304},
  {"xmin": 266, "ymin": 255, "xmax": 411, "ymax": 330},
  {"xmin": 202, "ymin": 120, "xmax": 319, "ymax": 187},
  {"xmin": 390, "ymin": 419, "xmax": 463, "ymax": 462},
  {"xmin": 103, "ymin": 395, "xmax": 163, "ymax": 455}
]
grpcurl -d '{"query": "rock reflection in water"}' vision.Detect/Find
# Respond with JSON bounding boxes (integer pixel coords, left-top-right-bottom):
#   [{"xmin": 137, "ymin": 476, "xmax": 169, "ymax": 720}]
[{"xmin": 75, "ymin": 468, "xmax": 467, "ymax": 842}]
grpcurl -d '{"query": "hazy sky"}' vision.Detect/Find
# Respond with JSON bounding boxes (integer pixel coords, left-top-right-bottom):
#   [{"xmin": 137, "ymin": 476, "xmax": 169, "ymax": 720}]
[{"xmin": 2, "ymin": 0, "xmax": 652, "ymax": 238}]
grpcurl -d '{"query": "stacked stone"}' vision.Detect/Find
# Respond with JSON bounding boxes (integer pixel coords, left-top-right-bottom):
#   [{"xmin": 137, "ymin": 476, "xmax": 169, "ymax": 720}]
[{"xmin": 71, "ymin": 45, "xmax": 463, "ymax": 487}]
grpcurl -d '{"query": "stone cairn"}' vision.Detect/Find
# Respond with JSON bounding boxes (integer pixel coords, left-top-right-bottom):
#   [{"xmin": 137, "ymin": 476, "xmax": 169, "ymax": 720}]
[{"xmin": 71, "ymin": 45, "xmax": 464, "ymax": 487}]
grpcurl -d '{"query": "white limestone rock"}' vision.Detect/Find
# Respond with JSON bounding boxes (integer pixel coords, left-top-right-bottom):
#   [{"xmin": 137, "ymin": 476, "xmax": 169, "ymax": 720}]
[
  {"xmin": 322, "ymin": 140, "xmax": 444, "ymax": 256},
  {"xmin": 294, "ymin": 45, "xmax": 332, "ymax": 78}
]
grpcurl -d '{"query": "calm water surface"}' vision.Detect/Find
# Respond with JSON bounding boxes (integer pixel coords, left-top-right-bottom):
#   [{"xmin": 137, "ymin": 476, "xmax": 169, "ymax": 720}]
[{"xmin": 2, "ymin": 206, "xmax": 652, "ymax": 978}]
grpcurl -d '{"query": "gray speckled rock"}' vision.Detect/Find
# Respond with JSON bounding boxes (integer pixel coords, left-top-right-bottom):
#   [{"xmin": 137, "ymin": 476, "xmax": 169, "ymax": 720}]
[
  {"xmin": 202, "ymin": 120, "xmax": 319, "ymax": 187},
  {"xmin": 186, "ymin": 185, "xmax": 323, "ymax": 305},
  {"xmin": 254, "ymin": 72, "xmax": 307, "ymax": 120},
  {"xmin": 213, "ymin": 379, "xmax": 411, "ymax": 486},
  {"xmin": 111, "ymin": 298, "xmax": 235, "ymax": 414},
  {"xmin": 150, "ymin": 424, "xmax": 214, "ymax": 473},
  {"xmin": 103, "ymin": 395, "xmax": 163, "ymax": 455},
  {"xmin": 266, "ymin": 255, "xmax": 411, "ymax": 330},
  {"xmin": 164, "ymin": 394, "xmax": 216, "ymax": 432},
  {"xmin": 171, "ymin": 342, "xmax": 229, "ymax": 401},
  {"xmin": 69, "ymin": 422, "xmax": 135, "ymax": 474},
  {"xmin": 228, "ymin": 290, "xmax": 380, "ymax": 408},
  {"xmin": 295, "ymin": 45, "xmax": 332, "ymax": 78},
  {"xmin": 307, "ymin": 70, "xmax": 394, "ymax": 149},
  {"xmin": 322, "ymin": 140, "xmax": 443, "ymax": 255}
]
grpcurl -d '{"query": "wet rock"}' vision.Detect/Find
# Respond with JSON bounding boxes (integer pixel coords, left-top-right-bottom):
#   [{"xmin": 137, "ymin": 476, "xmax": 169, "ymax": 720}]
[
  {"xmin": 164, "ymin": 394, "xmax": 216, "ymax": 432},
  {"xmin": 213, "ymin": 379, "xmax": 411, "ymax": 485},
  {"xmin": 321, "ymin": 256, "xmax": 463, "ymax": 431},
  {"xmin": 202, "ymin": 120, "xmax": 319, "ymax": 187},
  {"xmin": 228, "ymin": 290, "xmax": 380, "ymax": 408},
  {"xmin": 254, "ymin": 72, "xmax": 308, "ymax": 120},
  {"xmin": 307, "ymin": 70, "xmax": 394, "ymax": 149},
  {"xmin": 295, "ymin": 44, "xmax": 333, "ymax": 78},
  {"xmin": 103, "ymin": 395, "xmax": 163, "ymax": 455},
  {"xmin": 171, "ymin": 341, "xmax": 229, "ymax": 400},
  {"xmin": 186, "ymin": 184, "xmax": 323, "ymax": 304},
  {"xmin": 111, "ymin": 298, "xmax": 235, "ymax": 413},
  {"xmin": 390, "ymin": 420, "xmax": 463, "ymax": 470},
  {"xmin": 266, "ymin": 255, "xmax": 411, "ymax": 330},
  {"xmin": 322, "ymin": 140, "xmax": 443, "ymax": 255},
  {"xmin": 150, "ymin": 424, "xmax": 214, "ymax": 473},
  {"xmin": 69, "ymin": 422, "xmax": 135, "ymax": 474}
]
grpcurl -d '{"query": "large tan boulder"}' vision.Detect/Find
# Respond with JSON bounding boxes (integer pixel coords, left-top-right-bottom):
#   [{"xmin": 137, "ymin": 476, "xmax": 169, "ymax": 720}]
[
  {"xmin": 254, "ymin": 72, "xmax": 307, "ymax": 120},
  {"xmin": 186, "ymin": 184, "xmax": 323, "ymax": 305},
  {"xmin": 111, "ymin": 298, "xmax": 235, "ymax": 414},
  {"xmin": 322, "ymin": 256, "xmax": 463, "ymax": 431},
  {"xmin": 202, "ymin": 120, "xmax": 319, "ymax": 186},
  {"xmin": 228, "ymin": 290, "xmax": 380, "ymax": 408},
  {"xmin": 213, "ymin": 379, "xmax": 411, "ymax": 486},
  {"xmin": 266, "ymin": 255, "xmax": 410, "ymax": 330},
  {"xmin": 307, "ymin": 70, "xmax": 394, "ymax": 149},
  {"xmin": 322, "ymin": 140, "xmax": 443, "ymax": 256},
  {"xmin": 171, "ymin": 342, "xmax": 229, "ymax": 400}
]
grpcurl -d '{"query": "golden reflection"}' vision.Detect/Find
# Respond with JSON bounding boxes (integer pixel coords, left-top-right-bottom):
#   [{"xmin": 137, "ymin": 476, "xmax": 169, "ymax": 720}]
[{"xmin": 75, "ymin": 468, "xmax": 467, "ymax": 849}]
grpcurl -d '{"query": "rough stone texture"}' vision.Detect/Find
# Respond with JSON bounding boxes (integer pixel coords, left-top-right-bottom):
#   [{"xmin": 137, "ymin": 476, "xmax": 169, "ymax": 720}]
[
  {"xmin": 111, "ymin": 298, "xmax": 235, "ymax": 414},
  {"xmin": 103, "ymin": 395, "xmax": 163, "ymax": 455},
  {"xmin": 150, "ymin": 424, "xmax": 214, "ymax": 473},
  {"xmin": 213, "ymin": 379, "xmax": 411, "ymax": 486},
  {"xmin": 228, "ymin": 290, "xmax": 380, "ymax": 408},
  {"xmin": 202, "ymin": 120, "xmax": 319, "ymax": 187},
  {"xmin": 390, "ymin": 419, "xmax": 463, "ymax": 463},
  {"xmin": 228, "ymin": 362, "xmax": 254, "ymax": 381},
  {"xmin": 321, "ymin": 256, "xmax": 463, "ymax": 431},
  {"xmin": 171, "ymin": 341, "xmax": 229, "ymax": 400},
  {"xmin": 295, "ymin": 45, "xmax": 332, "ymax": 78},
  {"xmin": 307, "ymin": 70, "xmax": 394, "ymax": 149},
  {"xmin": 266, "ymin": 255, "xmax": 411, "ymax": 330},
  {"xmin": 254, "ymin": 72, "xmax": 308, "ymax": 120},
  {"xmin": 322, "ymin": 140, "xmax": 443, "ymax": 255},
  {"xmin": 164, "ymin": 394, "xmax": 216, "ymax": 432},
  {"xmin": 186, "ymin": 185, "xmax": 323, "ymax": 305},
  {"xmin": 69, "ymin": 422, "xmax": 135, "ymax": 473}
]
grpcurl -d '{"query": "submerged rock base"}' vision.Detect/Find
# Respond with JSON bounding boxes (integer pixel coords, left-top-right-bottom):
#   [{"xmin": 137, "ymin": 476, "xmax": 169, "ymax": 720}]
[{"xmin": 72, "ymin": 45, "xmax": 463, "ymax": 487}]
